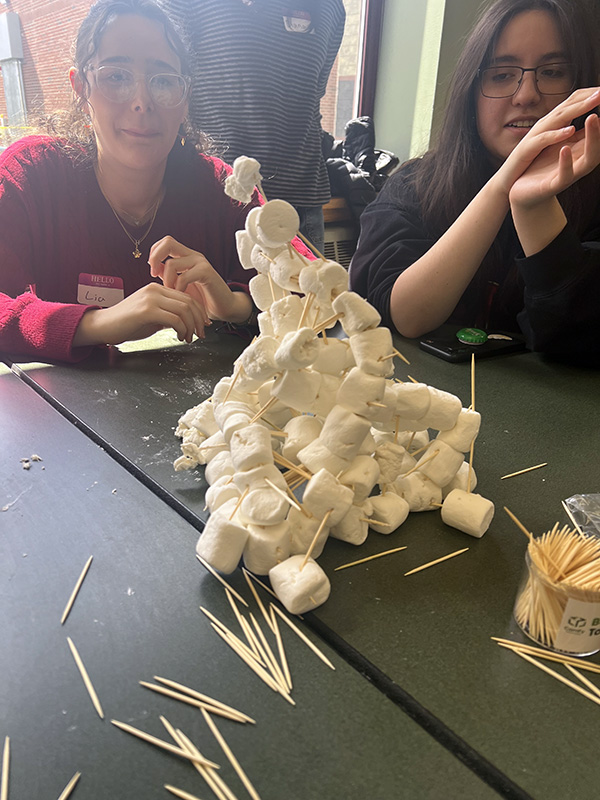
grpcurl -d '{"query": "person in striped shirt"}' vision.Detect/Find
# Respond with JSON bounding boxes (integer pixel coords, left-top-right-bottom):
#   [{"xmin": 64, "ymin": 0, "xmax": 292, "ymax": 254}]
[{"xmin": 158, "ymin": 0, "xmax": 346, "ymax": 253}]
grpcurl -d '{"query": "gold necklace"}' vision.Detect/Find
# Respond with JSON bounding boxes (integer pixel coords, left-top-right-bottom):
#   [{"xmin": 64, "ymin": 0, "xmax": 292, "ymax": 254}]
[{"xmin": 102, "ymin": 187, "xmax": 163, "ymax": 258}]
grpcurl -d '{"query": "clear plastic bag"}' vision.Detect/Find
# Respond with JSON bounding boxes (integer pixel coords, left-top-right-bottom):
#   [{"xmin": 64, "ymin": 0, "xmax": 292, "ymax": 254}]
[{"xmin": 564, "ymin": 494, "xmax": 600, "ymax": 538}]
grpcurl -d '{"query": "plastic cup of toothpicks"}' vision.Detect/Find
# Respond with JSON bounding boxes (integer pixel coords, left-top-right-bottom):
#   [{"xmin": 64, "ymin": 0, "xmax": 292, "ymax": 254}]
[{"xmin": 514, "ymin": 536, "xmax": 600, "ymax": 657}]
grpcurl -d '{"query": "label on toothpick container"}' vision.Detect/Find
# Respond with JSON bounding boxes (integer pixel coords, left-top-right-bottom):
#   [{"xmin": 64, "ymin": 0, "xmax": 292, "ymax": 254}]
[
  {"xmin": 553, "ymin": 597, "xmax": 600, "ymax": 654},
  {"xmin": 77, "ymin": 273, "xmax": 124, "ymax": 307}
]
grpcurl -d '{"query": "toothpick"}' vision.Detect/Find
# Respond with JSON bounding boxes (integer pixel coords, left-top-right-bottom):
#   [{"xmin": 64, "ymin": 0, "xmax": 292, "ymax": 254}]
[
  {"xmin": 154, "ymin": 676, "xmax": 254, "ymax": 723},
  {"xmin": 313, "ymin": 312, "xmax": 344, "ymax": 334},
  {"xmin": 1, "ymin": 737, "xmax": 9, "ymax": 800},
  {"xmin": 241, "ymin": 567, "xmax": 280, "ymax": 602},
  {"xmin": 297, "ymin": 292, "xmax": 316, "ymax": 329},
  {"xmin": 222, "ymin": 366, "xmax": 243, "ymax": 403},
  {"xmin": 242, "ymin": 572, "xmax": 275, "ymax": 633},
  {"xmin": 467, "ymin": 439, "xmax": 475, "ymax": 493},
  {"xmin": 402, "ymin": 449, "xmax": 439, "ymax": 478},
  {"xmin": 200, "ymin": 607, "xmax": 262, "ymax": 664},
  {"xmin": 167, "ymin": 722, "xmax": 237, "ymax": 800},
  {"xmin": 264, "ymin": 479, "xmax": 302, "ymax": 512},
  {"xmin": 165, "ymin": 785, "xmax": 205, "ymax": 800},
  {"xmin": 202, "ymin": 709, "xmax": 263, "ymax": 800},
  {"xmin": 249, "ymin": 396, "xmax": 278, "ymax": 424},
  {"xmin": 394, "ymin": 416, "xmax": 400, "ymax": 444},
  {"xmin": 407, "ymin": 375, "xmax": 419, "ymax": 384},
  {"xmin": 229, "ymin": 486, "xmax": 250, "ymax": 520},
  {"xmin": 270, "ymin": 604, "xmax": 335, "ymax": 670},
  {"xmin": 196, "ymin": 554, "xmax": 249, "ymax": 607},
  {"xmin": 404, "ymin": 547, "xmax": 469, "ymax": 576},
  {"xmin": 67, "ymin": 637, "xmax": 104, "ymax": 719},
  {"xmin": 393, "ymin": 347, "xmax": 411, "ymax": 365},
  {"xmin": 300, "ymin": 509, "xmax": 333, "ymax": 570},
  {"xmin": 358, "ymin": 518, "xmax": 393, "ymax": 526},
  {"xmin": 270, "ymin": 607, "xmax": 292, "ymax": 692},
  {"xmin": 500, "ymin": 462, "xmax": 548, "ymax": 480},
  {"xmin": 140, "ymin": 681, "xmax": 249, "ymax": 723},
  {"xmin": 561, "ymin": 500, "xmax": 586, "ymax": 539},
  {"xmin": 366, "ymin": 401, "xmax": 387, "ymax": 408},
  {"xmin": 502, "ymin": 507, "xmax": 564, "ymax": 577},
  {"xmin": 514, "ymin": 651, "xmax": 600, "ymax": 708},
  {"xmin": 249, "ymin": 612, "xmax": 289, "ymax": 693},
  {"xmin": 57, "ymin": 772, "xmax": 81, "ymax": 800},
  {"xmin": 61, "ymin": 555, "xmax": 93, "ymax": 624},
  {"xmin": 409, "ymin": 442, "xmax": 430, "ymax": 458},
  {"xmin": 111, "ymin": 720, "xmax": 218, "ymax": 767},
  {"xmin": 334, "ymin": 546, "xmax": 408, "ymax": 571},
  {"xmin": 470, "ymin": 352, "xmax": 475, "ymax": 412},
  {"xmin": 492, "ymin": 638, "xmax": 600, "ymax": 674},
  {"xmin": 297, "ymin": 230, "xmax": 327, "ymax": 261},
  {"xmin": 407, "ymin": 431, "xmax": 417, "ymax": 451}
]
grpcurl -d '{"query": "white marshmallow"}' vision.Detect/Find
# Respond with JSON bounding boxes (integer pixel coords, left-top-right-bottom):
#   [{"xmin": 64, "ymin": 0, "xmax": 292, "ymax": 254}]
[
  {"xmin": 319, "ymin": 404, "xmax": 371, "ymax": 461},
  {"xmin": 423, "ymin": 387, "xmax": 462, "ymax": 431},
  {"xmin": 240, "ymin": 487, "xmax": 288, "ymax": 526},
  {"xmin": 257, "ymin": 199, "xmax": 299, "ymax": 247},
  {"xmin": 298, "ymin": 260, "xmax": 348, "ymax": 303},
  {"xmin": 391, "ymin": 472, "xmax": 442, "ymax": 512},
  {"xmin": 250, "ymin": 244, "xmax": 274, "ymax": 274},
  {"xmin": 205, "ymin": 476, "xmax": 240, "ymax": 513},
  {"xmin": 181, "ymin": 427, "xmax": 206, "ymax": 448},
  {"xmin": 357, "ymin": 429, "xmax": 377, "ymax": 456},
  {"xmin": 257, "ymin": 310, "xmax": 275, "ymax": 338},
  {"xmin": 230, "ymin": 425, "xmax": 273, "ymax": 471},
  {"xmin": 213, "ymin": 400, "xmax": 254, "ymax": 429},
  {"xmin": 195, "ymin": 431, "xmax": 228, "ymax": 465},
  {"xmin": 374, "ymin": 441, "xmax": 416, "ymax": 485},
  {"xmin": 339, "ymin": 455, "xmax": 380, "ymax": 504},
  {"xmin": 312, "ymin": 374, "xmax": 342, "ymax": 418},
  {"xmin": 331, "ymin": 291, "xmax": 381, "ymax": 335},
  {"xmin": 204, "ymin": 451, "xmax": 235, "ymax": 485},
  {"xmin": 222, "ymin": 413, "xmax": 255, "ymax": 444},
  {"xmin": 302, "ymin": 468, "xmax": 354, "ymax": 526},
  {"xmin": 443, "ymin": 461, "xmax": 478, "ymax": 497},
  {"xmin": 257, "ymin": 380, "xmax": 295, "ymax": 428},
  {"xmin": 233, "ymin": 463, "xmax": 287, "ymax": 493},
  {"xmin": 368, "ymin": 493, "xmax": 410, "ymax": 534},
  {"xmin": 441, "ymin": 489, "xmax": 494, "ymax": 538},
  {"xmin": 225, "ymin": 155, "xmax": 262, "ymax": 203},
  {"xmin": 282, "ymin": 415, "xmax": 323, "ymax": 464},
  {"xmin": 297, "ymin": 439, "xmax": 351, "ymax": 476},
  {"xmin": 249, "ymin": 273, "xmax": 287, "ymax": 311},
  {"xmin": 274, "ymin": 328, "xmax": 319, "ymax": 370},
  {"xmin": 235, "ymin": 230, "xmax": 255, "ymax": 270},
  {"xmin": 181, "ymin": 400, "xmax": 219, "ymax": 437},
  {"xmin": 337, "ymin": 368, "xmax": 386, "ymax": 418},
  {"xmin": 365, "ymin": 382, "xmax": 396, "ymax": 425},
  {"xmin": 271, "ymin": 368, "xmax": 320, "ymax": 412},
  {"xmin": 174, "ymin": 455, "xmax": 195, "ymax": 471},
  {"xmin": 349, "ymin": 328, "xmax": 395, "ymax": 377},
  {"xmin": 270, "ymin": 251, "xmax": 303, "ymax": 292},
  {"xmin": 329, "ymin": 502, "xmax": 371, "ymax": 546},
  {"xmin": 270, "ymin": 295, "xmax": 304, "ymax": 338},
  {"xmin": 244, "ymin": 206, "xmax": 264, "ymax": 245},
  {"xmin": 288, "ymin": 506, "xmax": 330, "ymax": 559},
  {"xmin": 437, "ymin": 409, "xmax": 481, "ymax": 452},
  {"xmin": 417, "ymin": 440, "xmax": 464, "ymax": 488},
  {"xmin": 269, "ymin": 555, "xmax": 331, "ymax": 615},
  {"xmin": 212, "ymin": 376, "xmax": 248, "ymax": 407},
  {"xmin": 243, "ymin": 520, "xmax": 291, "ymax": 575},
  {"xmin": 392, "ymin": 382, "xmax": 430, "ymax": 420},
  {"xmin": 311, "ymin": 337, "xmax": 353, "ymax": 376},
  {"xmin": 239, "ymin": 336, "xmax": 280, "ymax": 382},
  {"xmin": 196, "ymin": 500, "xmax": 248, "ymax": 574}
]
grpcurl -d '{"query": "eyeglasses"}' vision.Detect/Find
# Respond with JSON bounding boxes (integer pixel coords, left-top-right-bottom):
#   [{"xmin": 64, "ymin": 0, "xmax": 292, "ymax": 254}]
[
  {"xmin": 478, "ymin": 62, "xmax": 576, "ymax": 98},
  {"xmin": 87, "ymin": 66, "xmax": 190, "ymax": 108}
]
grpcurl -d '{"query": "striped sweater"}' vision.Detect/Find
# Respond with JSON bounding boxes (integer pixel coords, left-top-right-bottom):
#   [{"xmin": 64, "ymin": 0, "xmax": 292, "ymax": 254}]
[{"xmin": 159, "ymin": 0, "xmax": 346, "ymax": 207}]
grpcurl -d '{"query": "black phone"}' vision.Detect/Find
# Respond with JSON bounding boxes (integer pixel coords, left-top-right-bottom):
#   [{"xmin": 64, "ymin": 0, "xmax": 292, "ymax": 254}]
[{"xmin": 419, "ymin": 331, "xmax": 527, "ymax": 362}]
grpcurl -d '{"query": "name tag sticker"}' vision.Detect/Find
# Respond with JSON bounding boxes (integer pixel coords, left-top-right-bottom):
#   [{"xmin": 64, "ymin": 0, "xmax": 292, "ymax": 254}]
[
  {"xmin": 283, "ymin": 9, "xmax": 313, "ymax": 33},
  {"xmin": 77, "ymin": 273, "xmax": 125, "ymax": 307}
]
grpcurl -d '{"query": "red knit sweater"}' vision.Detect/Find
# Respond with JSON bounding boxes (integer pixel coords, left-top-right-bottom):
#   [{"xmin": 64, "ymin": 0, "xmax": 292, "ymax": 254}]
[{"xmin": 0, "ymin": 136, "xmax": 266, "ymax": 362}]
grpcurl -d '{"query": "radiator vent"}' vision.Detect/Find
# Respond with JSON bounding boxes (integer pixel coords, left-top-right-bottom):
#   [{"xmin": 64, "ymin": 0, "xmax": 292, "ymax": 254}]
[{"xmin": 323, "ymin": 224, "xmax": 358, "ymax": 268}]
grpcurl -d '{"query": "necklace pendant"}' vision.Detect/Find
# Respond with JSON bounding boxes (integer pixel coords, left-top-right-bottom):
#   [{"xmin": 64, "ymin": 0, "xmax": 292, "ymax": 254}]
[{"xmin": 133, "ymin": 246, "xmax": 142, "ymax": 258}]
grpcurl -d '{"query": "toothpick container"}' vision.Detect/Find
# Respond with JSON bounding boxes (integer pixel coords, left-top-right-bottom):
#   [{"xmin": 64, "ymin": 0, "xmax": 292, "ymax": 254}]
[{"xmin": 514, "ymin": 551, "xmax": 600, "ymax": 657}]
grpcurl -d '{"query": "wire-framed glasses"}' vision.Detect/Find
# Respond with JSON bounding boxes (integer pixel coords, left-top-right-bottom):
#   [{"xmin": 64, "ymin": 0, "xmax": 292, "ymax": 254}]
[
  {"xmin": 478, "ymin": 62, "xmax": 576, "ymax": 98},
  {"xmin": 87, "ymin": 66, "xmax": 190, "ymax": 107}
]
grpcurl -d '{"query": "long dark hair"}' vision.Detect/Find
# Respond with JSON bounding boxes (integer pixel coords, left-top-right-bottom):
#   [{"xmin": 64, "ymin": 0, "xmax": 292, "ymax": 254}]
[
  {"xmin": 409, "ymin": 0, "xmax": 600, "ymax": 237},
  {"xmin": 44, "ymin": 0, "xmax": 210, "ymax": 158}
]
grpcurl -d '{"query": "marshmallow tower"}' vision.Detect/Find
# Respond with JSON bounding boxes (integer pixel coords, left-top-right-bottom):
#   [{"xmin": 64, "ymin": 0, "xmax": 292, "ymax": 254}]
[{"xmin": 175, "ymin": 157, "xmax": 495, "ymax": 614}]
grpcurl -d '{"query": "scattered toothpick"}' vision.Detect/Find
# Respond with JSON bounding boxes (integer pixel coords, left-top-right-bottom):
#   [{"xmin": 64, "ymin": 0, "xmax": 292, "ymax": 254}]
[
  {"xmin": 1, "ymin": 737, "xmax": 9, "ymax": 800},
  {"xmin": 500, "ymin": 463, "xmax": 547, "ymax": 480},
  {"xmin": 66, "ymin": 637, "xmax": 104, "ymax": 719},
  {"xmin": 202, "ymin": 709, "xmax": 263, "ymax": 800},
  {"xmin": 57, "ymin": 771, "xmax": 81, "ymax": 800},
  {"xmin": 514, "ymin": 650, "xmax": 600, "ymax": 708},
  {"xmin": 404, "ymin": 547, "xmax": 469, "ymax": 576},
  {"xmin": 334, "ymin": 546, "xmax": 408, "ymax": 571},
  {"xmin": 154, "ymin": 676, "xmax": 254, "ymax": 724},
  {"xmin": 165, "ymin": 784, "xmax": 204, "ymax": 800},
  {"xmin": 196, "ymin": 555, "xmax": 249, "ymax": 607},
  {"xmin": 111, "ymin": 720, "xmax": 218, "ymax": 767},
  {"xmin": 61, "ymin": 556, "xmax": 93, "ymax": 625},
  {"xmin": 270, "ymin": 604, "xmax": 335, "ymax": 670}
]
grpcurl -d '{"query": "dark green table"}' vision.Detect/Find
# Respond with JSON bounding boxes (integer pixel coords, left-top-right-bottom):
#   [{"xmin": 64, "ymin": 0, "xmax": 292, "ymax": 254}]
[
  {"xmin": 1, "ymin": 368, "xmax": 501, "ymax": 800},
  {"xmin": 7, "ymin": 329, "xmax": 600, "ymax": 798}
]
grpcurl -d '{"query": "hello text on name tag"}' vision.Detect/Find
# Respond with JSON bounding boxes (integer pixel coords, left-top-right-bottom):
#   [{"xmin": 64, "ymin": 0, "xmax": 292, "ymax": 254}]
[{"xmin": 77, "ymin": 273, "xmax": 125, "ymax": 307}]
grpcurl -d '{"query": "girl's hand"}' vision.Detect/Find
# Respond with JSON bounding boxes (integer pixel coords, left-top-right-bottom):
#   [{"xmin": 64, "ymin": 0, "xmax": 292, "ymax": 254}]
[
  {"xmin": 72, "ymin": 282, "xmax": 208, "ymax": 347},
  {"xmin": 148, "ymin": 236, "xmax": 252, "ymax": 324},
  {"xmin": 493, "ymin": 87, "xmax": 600, "ymax": 196},
  {"xmin": 509, "ymin": 111, "xmax": 600, "ymax": 209}
]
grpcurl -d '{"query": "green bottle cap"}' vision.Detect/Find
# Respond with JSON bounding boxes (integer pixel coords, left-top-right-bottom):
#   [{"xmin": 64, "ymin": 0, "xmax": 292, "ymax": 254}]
[{"xmin": 456, "ymin": 327, "xmax": 488, "ymax": 345}]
